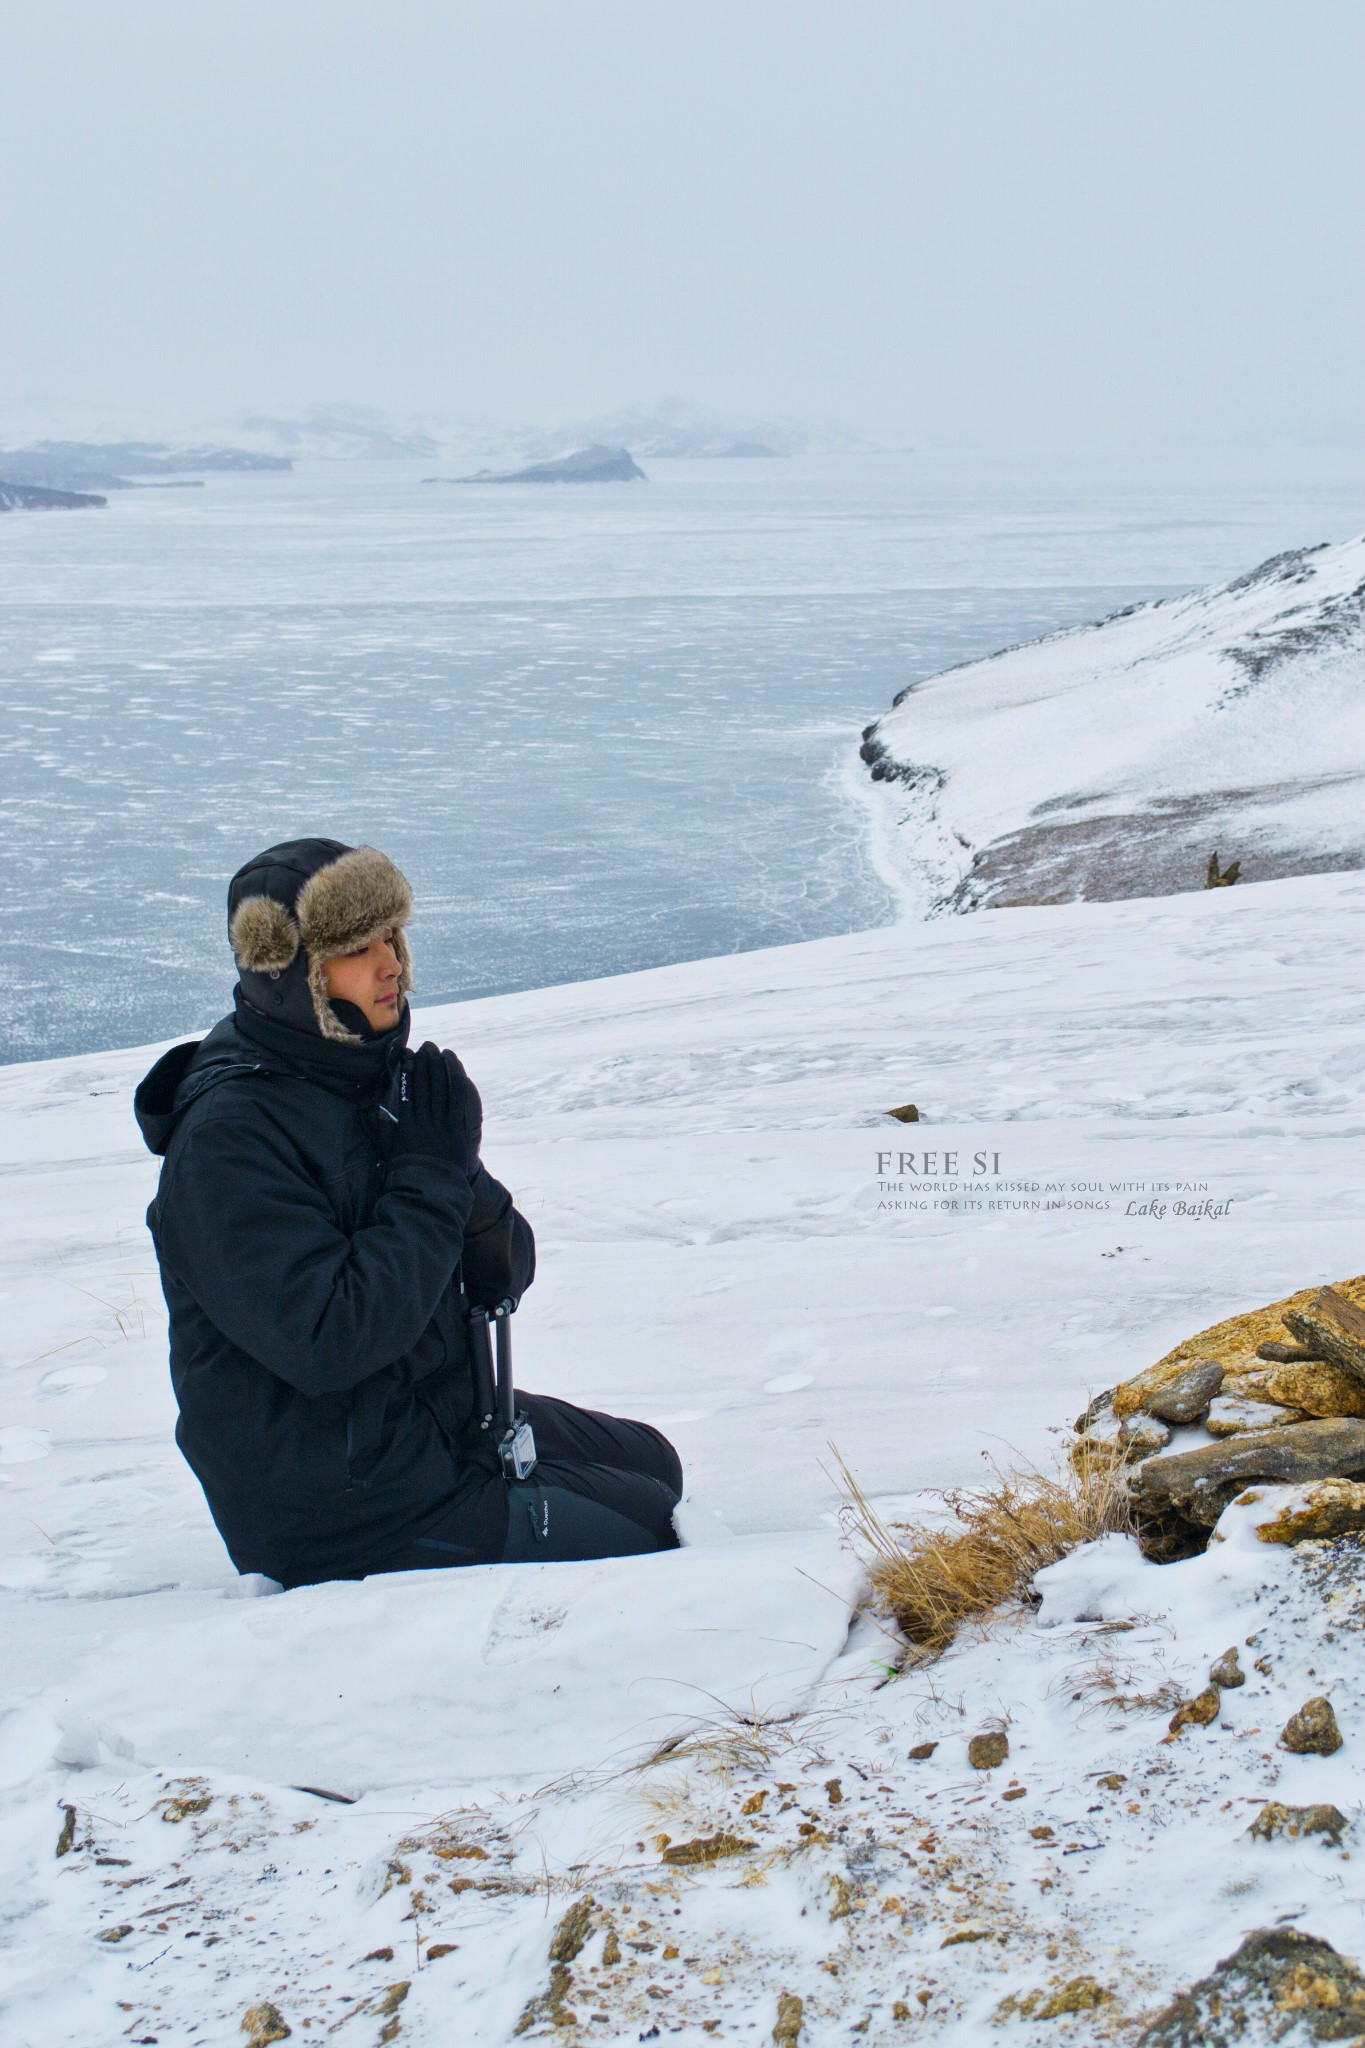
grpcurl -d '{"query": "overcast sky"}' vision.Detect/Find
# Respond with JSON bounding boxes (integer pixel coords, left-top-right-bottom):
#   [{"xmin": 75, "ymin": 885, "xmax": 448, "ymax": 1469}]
[{"xmin": 1, "ymin": 1, "xmax": 1361, "ymax": 448}]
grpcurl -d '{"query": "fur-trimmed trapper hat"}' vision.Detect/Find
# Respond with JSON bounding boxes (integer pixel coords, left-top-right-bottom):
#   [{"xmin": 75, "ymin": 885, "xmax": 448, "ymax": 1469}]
[{"xmin": 228, "ymin": 838, "xmax": 414, "ymax": 1042}]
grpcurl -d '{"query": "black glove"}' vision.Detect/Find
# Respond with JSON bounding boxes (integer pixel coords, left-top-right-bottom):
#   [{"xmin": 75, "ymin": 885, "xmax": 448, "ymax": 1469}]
[{"xmin": 390, "ymin": 1042, "xmax": 482, "ymax": 1180}]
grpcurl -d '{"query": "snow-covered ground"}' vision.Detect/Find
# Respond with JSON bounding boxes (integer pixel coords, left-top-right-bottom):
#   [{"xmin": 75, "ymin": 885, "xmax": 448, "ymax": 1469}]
[
  {"xmin": 4, "ymin": 869, "xmax": 1365, "ymax": 2043},
  {"xmin": 858, "ymin": 533, "xmax": 1365, "ymax": 917}
]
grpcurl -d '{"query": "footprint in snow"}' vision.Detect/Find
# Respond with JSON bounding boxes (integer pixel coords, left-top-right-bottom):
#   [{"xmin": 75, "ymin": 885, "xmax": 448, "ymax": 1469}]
[{"xmin": 482, "ymin": 1592, "xmax": 570, "ymax": 1665}]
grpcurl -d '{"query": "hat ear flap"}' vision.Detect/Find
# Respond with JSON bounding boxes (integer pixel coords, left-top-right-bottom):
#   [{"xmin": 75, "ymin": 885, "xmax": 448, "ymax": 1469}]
[{"xmin": 230, "ymin": 894, "xmax": 301, "ymax": 974}]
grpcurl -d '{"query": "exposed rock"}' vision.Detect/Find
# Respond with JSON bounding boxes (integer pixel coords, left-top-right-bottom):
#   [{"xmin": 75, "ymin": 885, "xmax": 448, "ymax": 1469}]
[
  {"xmin": 940, "ymin": 1923, "xmax": 992, "ymax": 1947},
  {"xmin": 1208, "ymin": 1647, "xmax": 1245, "ymax": 1688},
  {"xmin": 1284, "ymin": 1288, "xmax": 1365, "ymax": 1388},
  {"xmin": 1248, "ymin": 1801, "xmax": 1347, "ymax": 1846},
  {"xmin": 548, "ymin": 1896, "xmax": 595, "ymax": 1963},
  {"xmin": 1204, "ymin": 1394, "xmax": 1306, "ymax": 1438},
  {"xmin": 773, "ymin": 1990, "xmax": 804, "ymax": 2044},
  {"xmin": 241, "ymin": 2004, "xmax": 291, "ymax": 2047},
  {"xmin": 1255, "ymin": 1478, "xmax": 1365, "ymax": 1544},
  {"xmin": 1256, "ymin": 1339, "xmax": 1319, "ymax": 1363},
  {"xmin": 1133, "ymin": 1419, "xmax": 1365, "ymax": 1556},
  {"xmin": 1119, "ymin": 1414, "xmax": 1172, "ymax": 1458},
  {"xmin": 967, "ymin": 1731, "xmax": 1009, "ymax": 1770},
  {"xmin": 1168, "ymin": 1687, "xmax": 1221, "ymax": 1736},
  {"xmin": 884, "ymin": 1103, "xmax": 919, "ymax": 1123},
  {"xmin": 55, "ymin": 1803, "xmax": 76, "ymax": 1856},
  {"xmin": 97, "ymin": 1924, "xmax": 134, "ymax": 1943},
  {"xmin": 1113, "ymin": 1275, "xmax": 1365, "ymax": 1419},
  {"xmin": 907, "ymin": 1741, "xmax": 937, "ymax": 1760},
  {"xmin": 1074, "ymin": 1388, "xmax": 1115, "ymax": 1434},
  {"xmin": 1137, "ymin": 1926, "xmax": 1365, "ymax": 2045},
  {"xmin": 449, "ymin": 445, "xmax": 646, "ymax": 485},
  {"xmin": 513, "ymin": 1963, "xmax": 574, "ymax": 2034},
  {"xmin": 661, "ymin": 1831, "xmax": 755, "ymax": 1865},
  {"xmin": 1145, "ymin": 1358, "xmax": 1223, "ymax": 1424},
  {"xmin": 1262, "ymin": 1360, "xmax": 1365, "ymax": 1419},
  {"xmin": 0, "ymin": 478, "xmax": 106, "ymax": 511},
  {"xmin": 1036, "ymin": 1977, "xmax": 1112, "ymax": 2018},
  {"xmin": 1282, "ymin": 1697, "xmax": 1343, "ymax": 1756}
]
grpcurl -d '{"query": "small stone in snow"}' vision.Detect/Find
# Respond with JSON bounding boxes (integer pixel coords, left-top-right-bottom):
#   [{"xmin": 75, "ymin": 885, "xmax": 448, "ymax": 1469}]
[
  {"xmin": 907, "ymin": 1741, "xmax": 937, "ymax": 1760},
  {"xmin": 967, "ymin": 1731, "xmax": 1009, "ymax": 1770},
  {"xmin": 1035, "ymin": 1978, "xmax": 1112, "ymax": 2018},
  {"xmin": 1208, "ymin": 1647, "xmax": 1244, "ymax": 1688},
  {"xmin": 548, "ymin": 1896, "xmax": 594, "ymax": 1963},
  {"xmin": 773, "ymin": 1990, "xmax": 804, "ymax": 2043},
  {"xmin": 241, "ymin": 2004, "xmax": 291, "ymax": 2047},
  {"xmin": 1281, "ymin": 1696, "xmax": 1343, "ymax": 1756},
  {"xmin": 1248, "ymin": 1801, "xmax": 1347, "ymax": 1846},
  {"xmin": 1168, "ymin": 1687, "xmax": 1221, "ymax": 1736}
]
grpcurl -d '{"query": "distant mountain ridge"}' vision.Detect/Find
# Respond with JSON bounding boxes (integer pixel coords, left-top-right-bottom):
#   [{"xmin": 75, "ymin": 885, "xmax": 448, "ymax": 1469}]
[
  {"xmin": 0, "ymin": 441, "xmax": 289, "ymax": 492},
  {"xmin": 520, "ymin": 395, "xmax": 868, "ymax": 460},
  {"xmin": 858, "ymin": 532, "xmax": 1365, "ymax": 914}
]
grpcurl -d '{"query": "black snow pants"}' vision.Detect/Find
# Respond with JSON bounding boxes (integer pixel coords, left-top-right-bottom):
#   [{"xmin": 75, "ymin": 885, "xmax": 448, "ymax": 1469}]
[{"xmin": 374, "ymin": 1392, "xmax": 683, "ymax": 1573}]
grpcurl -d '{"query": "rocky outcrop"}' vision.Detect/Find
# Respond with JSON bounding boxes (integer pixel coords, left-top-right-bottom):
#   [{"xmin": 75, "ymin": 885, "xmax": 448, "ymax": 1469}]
[
  {"xmin": 1138, "ymin": 1926, "xmax": 1365, "ymax": 2044},
  {"xmin": 0, "ymin": 479, "xmax": 105, "ymax": 511},
  {"xmin": 441, "ymin": 445, "xmax": 646, "ymax": 485},
  {"xmin": 1073, "ymin": 1273, "xmax": 1365, "ymax": 1558},
  {"xmin": 1135, "ymin": 1421, "xmax": 1365, "ymax": 1557}
]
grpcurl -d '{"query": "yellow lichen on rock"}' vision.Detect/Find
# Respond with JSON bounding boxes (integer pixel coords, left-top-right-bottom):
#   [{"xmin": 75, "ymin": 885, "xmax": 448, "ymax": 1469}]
[
  {"xmin": 1035, "ymin": 1976, "xmax": 1112, "ymax": 2018},
  {"xmin": 1254, "ymin": 1479, "xmax": 1365, "ymax": 1544},
  {"xmin": 241, "ymin": 2005, "xmax": 291, "ymax": 2048},
  {"xmin": 1111, "ymin": 1275, "xmax": 1365, "ymax": 1418},
  {"xmin": 1261, "ymin": 1362, "xmax": 1365, "ymax": 1419}
]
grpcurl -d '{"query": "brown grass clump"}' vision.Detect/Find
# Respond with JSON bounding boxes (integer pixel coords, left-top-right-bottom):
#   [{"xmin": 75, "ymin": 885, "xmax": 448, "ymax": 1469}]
[{"xmin": 836, "ymin": 1449, "xmax": 1133, "ymax": 1657}]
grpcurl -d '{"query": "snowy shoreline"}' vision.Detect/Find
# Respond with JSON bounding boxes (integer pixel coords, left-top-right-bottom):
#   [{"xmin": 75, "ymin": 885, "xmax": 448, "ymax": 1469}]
[
  {"xmin": 856, "ymin": 534, "xmax": 1365, "ymax": 921},
  {"xmin": 4, "ymin": 869, "xmax": 1365, "ymax": 2038}
]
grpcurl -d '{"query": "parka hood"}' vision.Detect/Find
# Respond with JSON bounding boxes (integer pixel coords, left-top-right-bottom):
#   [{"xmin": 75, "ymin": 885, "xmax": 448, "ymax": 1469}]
[{"xmin": 133, "ymin": 1021, "xmax": 270, "ymax": 1157}]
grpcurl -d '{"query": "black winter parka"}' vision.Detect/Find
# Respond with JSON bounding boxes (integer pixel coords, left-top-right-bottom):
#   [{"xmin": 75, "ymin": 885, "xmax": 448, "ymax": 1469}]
[{"xmin": 135, "ymin": 997, "xmax": 534, "ymax": 1586}]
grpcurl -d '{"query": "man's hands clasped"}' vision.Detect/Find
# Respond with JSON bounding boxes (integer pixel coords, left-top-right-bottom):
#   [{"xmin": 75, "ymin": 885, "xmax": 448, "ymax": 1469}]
[{"xmin": 392, "ymin": 1042, "xmax": 483, "ymax": 1179}]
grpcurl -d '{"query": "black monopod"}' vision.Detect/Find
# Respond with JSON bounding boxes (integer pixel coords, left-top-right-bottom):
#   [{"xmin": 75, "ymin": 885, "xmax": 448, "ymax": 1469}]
[{"xmin": 467, "ymin": 1299, "xmax": 538, "ymax": 1482}]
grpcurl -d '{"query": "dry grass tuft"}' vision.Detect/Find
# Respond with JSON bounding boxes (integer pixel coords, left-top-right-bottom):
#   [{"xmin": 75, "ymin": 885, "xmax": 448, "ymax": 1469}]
[{"xmin": 835, "ymin": 1447, "xmax": 1133, "ymax": 1657}]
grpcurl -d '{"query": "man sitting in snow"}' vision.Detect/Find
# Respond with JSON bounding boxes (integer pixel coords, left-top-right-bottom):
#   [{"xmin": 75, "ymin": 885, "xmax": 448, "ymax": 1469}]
[{"xmin": 134, "ymin": 837, "xmax": 682, "ymax": 1589}]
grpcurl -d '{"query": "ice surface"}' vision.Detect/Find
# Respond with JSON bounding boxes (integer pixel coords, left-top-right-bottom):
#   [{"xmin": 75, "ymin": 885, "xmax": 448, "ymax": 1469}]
[
  {"xmin": 6, "ymin": 451, "xmax": 1364, "ymax": 1062},
  {"xmin": 3, "ymin": 871, "xmax": 1365, "ymax": 2038}
]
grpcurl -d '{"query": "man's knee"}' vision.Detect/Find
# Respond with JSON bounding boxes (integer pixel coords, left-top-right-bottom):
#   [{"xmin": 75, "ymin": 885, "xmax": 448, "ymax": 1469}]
[{"xmin": 501, "ymin": 1476, "xmax": 678, "ymax": 1564}]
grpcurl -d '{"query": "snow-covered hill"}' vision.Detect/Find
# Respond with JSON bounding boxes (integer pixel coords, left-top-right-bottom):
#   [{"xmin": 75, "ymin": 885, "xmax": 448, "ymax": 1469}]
[
  {"xmin": 857, "ymin": 533, "xmax": 1365, "ymax": 918},
  {"xmin": 4, "ymin": 872, "xmax": 1365, "ymax": 2042}
]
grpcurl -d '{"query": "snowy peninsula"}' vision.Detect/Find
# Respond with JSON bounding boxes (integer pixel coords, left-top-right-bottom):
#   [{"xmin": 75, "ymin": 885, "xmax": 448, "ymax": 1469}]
[
  {"xmin": 858, "ymin": 533, "xmax": 1365, "ymax": 917},
  {"xmin": 4, "ymin": 867, "xmax": 1365, "ymax": 2041}
]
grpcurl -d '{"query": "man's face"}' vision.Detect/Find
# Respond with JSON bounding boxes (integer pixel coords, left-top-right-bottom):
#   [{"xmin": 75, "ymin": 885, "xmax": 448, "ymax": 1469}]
[{"xmin": 321, "ymin": 929, "xmax": 402, "ymax": 1030}]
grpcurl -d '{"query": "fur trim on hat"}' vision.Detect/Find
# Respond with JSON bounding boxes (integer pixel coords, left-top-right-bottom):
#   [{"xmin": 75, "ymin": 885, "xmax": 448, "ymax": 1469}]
[
  {"xmin": 229, "ymin": 893, "xmax": 301, "ymax": 974},
  {"xmin": 295, "ymin": 847, "xmax": 415, "ymax": 1042},
  {"xmin": 295, "ymin": 846, "xmax": 413, "ymax": 960}
]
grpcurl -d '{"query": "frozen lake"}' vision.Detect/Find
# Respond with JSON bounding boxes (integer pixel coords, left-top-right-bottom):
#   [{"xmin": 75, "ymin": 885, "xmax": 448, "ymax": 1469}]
[{"xmin": 2, "ymin": 449, "xmax": 1362, "ymax": 1062}]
